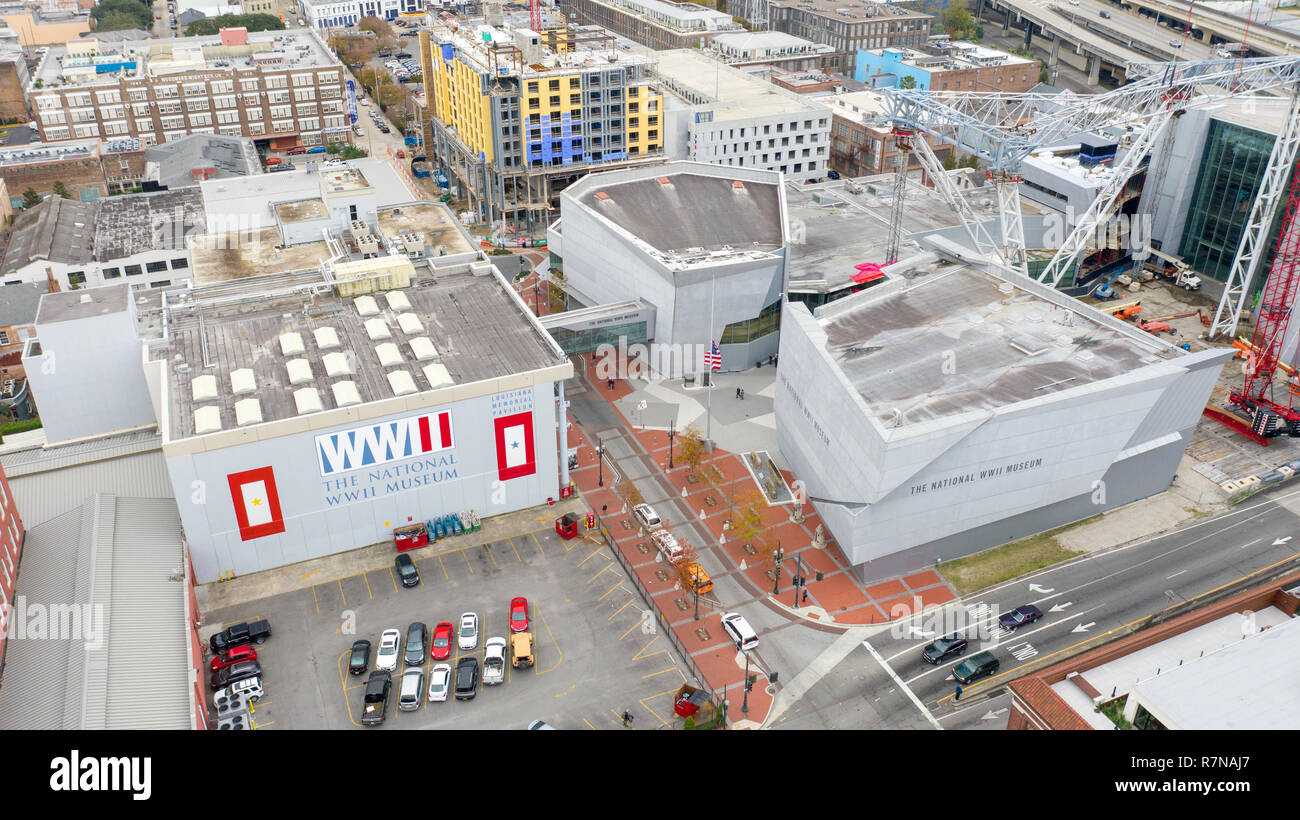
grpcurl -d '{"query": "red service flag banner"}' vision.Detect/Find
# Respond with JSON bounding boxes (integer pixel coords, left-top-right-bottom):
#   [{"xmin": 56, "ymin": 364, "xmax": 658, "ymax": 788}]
[
  {"xmin": 227, "ymin": 466, "xmax": 286, "ymax": 541},
  {"xmin": 494, "ymin": 411, "xmax": 536, "ymax": 481}
]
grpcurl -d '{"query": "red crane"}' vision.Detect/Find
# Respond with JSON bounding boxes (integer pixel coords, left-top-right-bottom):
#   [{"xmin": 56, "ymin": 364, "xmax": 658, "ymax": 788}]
[
  {"xmin": 530, "ymin": 0, "xmax": 541, "ymax": 32},
  {"xmin": 1206, "ymin": 160, "xmax": 1300, "ymax": 443}
]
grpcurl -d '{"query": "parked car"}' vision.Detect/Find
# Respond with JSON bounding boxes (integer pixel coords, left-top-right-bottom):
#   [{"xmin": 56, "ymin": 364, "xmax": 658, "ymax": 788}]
[
  {"xmin": 399, "ymin": 668, "xmax": 424, "ymax": 711},
  {"xmin": 378, "ymin": 125, "xmax": 391, "ymax": 134},
  {"xmin": 396, "ymin": 150, "xmax": 405, "ymax": 158},
  {"xmin": 212, "ymin": 676, "xmax": 264, "ymax": 705},
  {"xmin": 395, "ymin": 553, "xmax": 420, "ymax": 587},
  {"xmin": 268, "ymin": 162, "xmax": 295, "ymax": 172},
  {"xmin": 921, "ymin": 634, "xmax": 968, "ymax": 665},
  {"xmin": 952, "ymin": 651, "xmax": 1000, "ymax": 685},
  {"xmin": 265, "ymin": 156, "xmax": 281, "ymax": 166},
  {"xmin": 483, "ymin": 637, "xmax": 507, "ymax": 685},
  {"xmin": 307, "ymin": 146, "xmax": 327, "ymax": 154},
  {"xmin": 404, "ymin": 622, "xmax": 428, "ymax": 666},
  {"xmin": 998, "ymin": 605, "xmax": 1043, "ymax": 631},
  {"xmin": 376, "ymin": 628, "xmax": 401, "ymax": 672},
  {"xmin": 209, "ymin": 619, "xmax": 271, "ymax": 653},
  {"xmin": 427, "ymin": 663, "xmax": 452, "ymax": 702},
  {"xmin": 210, "ymin": 643, "xmax": 257, "ymax": 672},
  {"xmin": 209, "ymin": 659, "xmax": 262, "ymax": 690},
  {"xmin": 509, "ymin": 597, "xmax": 530, "ymax": 633},
  {"xmin": 287, "ymin": 146, "xmax": 307, "ymax": 155},
  {"xmin": 361, "ymin": 670, "xmax": 391, "ymax": 725},
  {"xmin": 1099, "ymin": 10, "xmax": 1111, "ymax": 17},
  {"xmin": 527, "ymin": 719, "xmax": 556, "ymax": 730},
  {"xmin": 454, "ymin": 656, "xmax": 479, "ymax": 700},
  {"xmin": 348, "ymin": 639, "xmax": 371, "ymax": 675},
  {"xmin": 826, "ymin": 169, "xmax": 841, "ymax": 180},
  {"xmin": 396, "ymin": 51, "xmax": 412, "ymax": 58},
  {"xmin": 721, "ymin": 612, "xmax": 759, "ymax": 651},
  {"xmin": 632, "ymin": 503, "xmax": 661, "ymax": 529},
  {"xmin": 458, "ymin": 612, "xmax": 479, "ymax": 650},
  {"xmin": 431, "ymin": 621, "xmax": 454, "ymax": 661}
]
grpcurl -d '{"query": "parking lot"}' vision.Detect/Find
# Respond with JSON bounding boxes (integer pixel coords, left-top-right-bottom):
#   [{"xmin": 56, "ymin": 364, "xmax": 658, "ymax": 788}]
[{"xmin": 204, "ymin": 519, "xmax": 694, "ymax": 730}]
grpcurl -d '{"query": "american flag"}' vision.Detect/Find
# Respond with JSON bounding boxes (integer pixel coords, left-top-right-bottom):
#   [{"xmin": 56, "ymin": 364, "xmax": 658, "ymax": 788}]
[{"xmin": 704, "ymin": 341, "xmax": 722, "ymax": 371}]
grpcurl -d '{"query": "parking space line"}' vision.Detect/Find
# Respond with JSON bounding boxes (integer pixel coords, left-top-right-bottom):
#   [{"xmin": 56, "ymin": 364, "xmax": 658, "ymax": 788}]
[
  {"xmin": 597, "ymin": 581, "xmax": 624, "ymax": 601},
  {"xmin": 631, "ymin": 635, "xmax": 662, "ymax": 661},
  {"xmin": 582, "ymin": 718, "xmax": 598, "ymax": 730},
  {"xmin": 463, "ymin": 549, "xmax": 474, "ymax": 575},
  {"xmin": 509, "ymin": 537, "xmax": 523, "ymax": 563},
  {"xmin": 312, "ymin": 585, "xmax": 320, "ymax": 615},
  {"xmin": 641, "ymin": 666, "xmax": 680, "ymax": 680},
  {"xmin": 338, "ymin": 649, "xmax": 363, "ymax": 727},
  {"xmin": 619, "ymin": 613, "xmax": 650, "ymax": 641},
  {"xmin": 531, "ymin": 531, "xmax": 546, "ymax": 557},
  {"xmin": 535, "ymin": 606, "xmax": 562, "ymax": 676},
  {"xmin": 338, "ymin": 579, "xmax": 347, "ymax": 607},
  {"xmin": 608, "ymin": 598, "xmax": 637, "ymax": 621},
  {"xmin": 586, "ymin": 562, "xmax": 615, "ymax": 584},
  {"xmin": 576, "ymin": 545, "xmax": 605, "ymax": 568},
  {"xmin": 639, "ymin": 688, "xmax": 680, "ymax": 727},
  {"xmin": 252, "ymin": 720, "xmax": 274, "ymax": 729},
  {"xmin": 364, "ymin": 572, "xmax": 373, "ymax": 601},
  {"xmin": 483, "ymin": 543, "xmax": 499, "ymax": 569},
  {"xmin": 437, "ymin": 553, "xmax": 449, "ymax": 580},
  {"xmin": 388, "ymin": 567, "xmax": 398, "ymax": 593}
]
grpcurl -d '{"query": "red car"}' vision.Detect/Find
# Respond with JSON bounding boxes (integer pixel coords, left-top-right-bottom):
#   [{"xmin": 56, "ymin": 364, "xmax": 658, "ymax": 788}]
[
  {"xmin": 431, "ymin": 622, "xmax": 454, "ymax": 661},
  {"xmin": 286, "ymin": 146, "xmax": 307, "ymax": 155},
  {"xmin": 509, "ymin": 597, "xmax": 530, "ymax": 633},
  {"xmin": 209, "ymin": 643, "xmax": 257, "ymax": 672},
  {"xmin": 396, "ymin": 150, "xmax": 405, "ymax": 158}
]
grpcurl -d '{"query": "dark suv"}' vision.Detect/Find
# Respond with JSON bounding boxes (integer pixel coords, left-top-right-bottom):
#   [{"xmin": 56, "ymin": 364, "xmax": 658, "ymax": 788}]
[
  {"xmin": 404, "ymin": 622, "xmax": 428, "ymax": 666},
  {"xmin": 210, "ymin": 619, "xmax": 271, "ymax": 653},
  {"xmin": 209, "ymin": 659, "xmax": 262, "ymax": 690},
  {"xmin": 952, "ymin": 651, "xmax": 999, "ymax": 685},
  {"xmin": 395, "ymin": 553, "xmax": 420, "ymax": 588},
  {"xmin": 454, "ymin": 657, "xmax": 479, "ymax": 700},
  {"xmin": 921, "ymin": 634, "xmax": 968, "ymax": 665}
]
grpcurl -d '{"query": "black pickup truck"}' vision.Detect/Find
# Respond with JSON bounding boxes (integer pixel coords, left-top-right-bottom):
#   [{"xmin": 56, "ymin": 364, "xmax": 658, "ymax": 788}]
[
  {"xmin": 361, "ymin": 671, "xmax": 392, "ymax": 726},
  {"xmin": 209, "ymin": 619, "xmax": 272, "ymax": 654}
]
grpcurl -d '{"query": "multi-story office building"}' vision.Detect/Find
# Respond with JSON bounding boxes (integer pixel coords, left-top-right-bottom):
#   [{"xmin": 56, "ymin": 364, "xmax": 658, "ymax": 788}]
[
  {"xmin": 706, "ymin": 30, "xmax": 844, "ymax": 75},
  {"xmin": 856, "ymin": 40, "xmax": 1039, "ymax": 92},
  {"xmin": 299, "ymin": 0, "xmax": 424, "ymax": 29},
  {"xmin": 558, "ymin": 0, "xmax": 743, "ymax": 51},
  {"xmin": 27, "ymin": 27, "xmax": 352, "ymax": 150},
  {"xmin": 763, "ymin": 0, "xmax": 932, "ymax": 69},
  {"xmin": 418, "ymin": 20, "xmax": 666, "ymax": 233},
  {"xmin": 653, "ymin": 49, "xmax": 832, "ymax": 184},
  {"xmin": 824, "ymin": 88, "xmax": 950, "ymax": 178}
]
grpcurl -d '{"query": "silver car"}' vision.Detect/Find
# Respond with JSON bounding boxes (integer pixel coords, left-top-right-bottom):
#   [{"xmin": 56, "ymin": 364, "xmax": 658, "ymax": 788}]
[
  {"xmin": 399, "ymin": 668, "xmax": 424, "ymax": 711},
  {"xmin": 458, "ymin": 612, "xmax": 479, "ymax": 650}
]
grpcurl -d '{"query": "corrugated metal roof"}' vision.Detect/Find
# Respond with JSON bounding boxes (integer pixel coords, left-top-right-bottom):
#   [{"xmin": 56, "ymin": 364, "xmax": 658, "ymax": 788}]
[{"xmin": 0, "ymin": 495, "xmax": 190, "ymax": 730}]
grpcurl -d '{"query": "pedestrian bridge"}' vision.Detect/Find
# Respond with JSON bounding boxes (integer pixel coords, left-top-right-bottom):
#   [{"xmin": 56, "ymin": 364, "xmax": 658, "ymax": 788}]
[{"xmin": 539, "ymin": 300, "xmax": 657, "ymax": 356}]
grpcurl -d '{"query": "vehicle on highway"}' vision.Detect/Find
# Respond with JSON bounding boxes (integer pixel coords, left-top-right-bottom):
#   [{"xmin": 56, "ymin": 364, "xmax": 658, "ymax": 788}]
[
  {"xmin": 454, "ymin": 657, "xmax": 479, "ymax": 700},
  {"xmin": 1169, "ymin": 39, "xmax": 1181, "ymax": 48},
  {"xmin": 509, "ymin": 597, "xmax": 530, "ymax": 633},
  {"xmin": 458, "ymin": 612, "xmax": 479, "ymax": 650},
  {"xmin": 376, "ymin": 628, "xmax": 401, "ymax": 672},
  {"xmin": 427, "ymin": 663, "xmax": 452, "ymax": 702},
  {"xmin": 721, "ymin": 612, "xmax": 759, "ymax": 651},
  {"xmin": 395, "ymin": 552, "xmax": 420, "ymax": 587},
  {"xmin": 1099, "ymin": 10, "xmax": 1110, "ymax": 17},
  {"xmin": 210, "ymin": 643, "xmax": 257, "ymax": 671},
  {"xmin": 209, "ymin": 659, "xmax": 262, "ymax": 690},
  {"xmin": 952, "ymin": 651, "xmax": 1000, "ymax": 685},
  {"xmin": 349, "ymin": 639, "xmax": 371, "ymax": 675},
  {"xmin": 633, "ymin": 503, "xmax": 661, "ymax": 529},
  {"xmin": 998, "ymin": 605, "xmax": 1043, "ymax": 631},
  {"xmin": 921, "ymin": 634, "xmax": 968, "ymax": 665},
  {"xmin": 404, "ymin": 622, "xmax": 428, "ymax": 666},
  {"xmin": 483, "ymin": 637, "xmax": 507, "ymax": 685},
  {"xmin": 431, "ymin": 621, "xmax": 454, "ymax": 661},
  {"xmin": 399, "ymin": 668, "xmax": 424, "ymax": 711}
]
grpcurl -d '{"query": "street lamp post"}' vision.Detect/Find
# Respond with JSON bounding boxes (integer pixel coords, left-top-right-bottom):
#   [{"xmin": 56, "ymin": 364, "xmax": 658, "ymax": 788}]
[
  {"xmin": 693, "ymin": 572, "xmax": 700, "ymax": 621},
  {"xmin": 533, "ymin": 284, "xmax": 540, "ymax": 316},
  {"xmin": 668, "ymin": 419, "xmax": 675, "ymax": 470},
  {"xmin": 772, "ymin": 540, "xmax": 782, "ymax": 595},
  {"xmin": 791, "ymin": 554, "xmax": 804, "ymax": 609},
  {"xmin": 597, "ymin": 436, "xmax": 604, "ymax": 487},
  {"xmin": 741, "ymin": 651, "xmax": 751, "ymax": 714}
]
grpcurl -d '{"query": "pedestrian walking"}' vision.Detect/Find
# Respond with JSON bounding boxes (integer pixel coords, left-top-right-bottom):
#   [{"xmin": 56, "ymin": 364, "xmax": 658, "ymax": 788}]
[
  {"xmin": 740, "ymin": 388, "xmax": 745, "ymax": 400},
  {"xmin": 802, "ymin": 588, "xmax": 808, "ymax": 603},
  {"xmin": 736, "ymin": 387, "xmax": 742, "ymax": 399},
  {"xmin": 608, "ymin": 378, "xmax": 615, "ymax": 390},
  {"xmin": 622, "ymin": 710, "xmax": 634, "ymax": 727},
  {"xmin": 601, "ymin": 504, "xmax": 607, "ymax": 514},
  {"xmin": 954, "ymin": 685, "xmax": 963, "ymax": 702}
]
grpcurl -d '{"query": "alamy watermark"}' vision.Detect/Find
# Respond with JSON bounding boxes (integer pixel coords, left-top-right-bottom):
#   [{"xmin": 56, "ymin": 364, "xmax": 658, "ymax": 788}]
[{"xmin": 0, "ymin": 597, "xmax": 105, "ymax": 650}]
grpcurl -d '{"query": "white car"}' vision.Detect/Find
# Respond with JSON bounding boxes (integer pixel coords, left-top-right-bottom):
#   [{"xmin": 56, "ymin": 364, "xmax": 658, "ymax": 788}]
[
  {"xmin": 458, "ymin": 612, "xmax": 479, "ymax": 650},
  {"xmin": 483, "ymin": 637, "xmax": 507, "ymax": 685},
  {"xmin": 360, "ymin": 97, "xmax": 369, "ymax": 106},
  {"xmin": 427, "ymin": 663, "xmax": 452, "ymax": 702},
  {"xmin": 633, "ymin": 503, "xmax": 661, "ymax": 530},
  {"xmin": 375, "ymin": 628, "xmax": 401, "ymax": 672},
  {"xmin": 322, "ymin": 158, "xmax": 347, "ymax": 169},
  {"xmin": 721, "ymin": 612, "xmax": 759, "ymax": 651}
]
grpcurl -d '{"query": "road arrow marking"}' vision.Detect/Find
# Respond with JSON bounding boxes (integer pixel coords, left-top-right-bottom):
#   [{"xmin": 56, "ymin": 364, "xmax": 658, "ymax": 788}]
[
  {"xmin": 981, "ymin": 708, "xmax": 1008, "ymax": 721},
  {"xmin": 1072, "ymin": 622, "xmax": 1096, "ymax": 633},
  {"xmin": 1048, "ymin": 602, "xmax": 1073, "ymax": 612},
  {"xmin": 1028, "ymin": 584, "xmax": 1055, "ymax": 593},
  {"xmin": 1273, "ymin": 536, "xmax": 1292, "ymax": 546}
]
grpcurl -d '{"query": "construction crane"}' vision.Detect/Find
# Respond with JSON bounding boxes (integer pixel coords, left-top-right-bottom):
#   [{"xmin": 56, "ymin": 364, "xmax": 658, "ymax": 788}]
[{"xmin": 879, "ymin": 56, "xmax": 1300, "ymax": 342}]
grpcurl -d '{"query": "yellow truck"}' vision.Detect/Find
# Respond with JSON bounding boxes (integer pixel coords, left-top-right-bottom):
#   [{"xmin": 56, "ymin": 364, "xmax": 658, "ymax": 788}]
[
  {"xmin": 510, "ymin": 631, "xmax": 535, "ymax": 668},
  {"xmin": 677, "ymin": 561, "xmax": 713, "ymax": 595}
]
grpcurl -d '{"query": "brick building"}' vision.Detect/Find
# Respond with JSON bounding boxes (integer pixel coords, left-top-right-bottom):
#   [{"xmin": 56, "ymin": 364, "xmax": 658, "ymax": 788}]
[
  {"xmin": 0, "ymin": 456, "xmax": 25, "ymax": 680},
  {"xmin": 707, "ymin": 30, "xmax": 845, "ymax": 75},
  {"xmin": 856, "ymin": 40, "xmax": 1039, "ymax": 93},
  {"xmin": 825, "ymin": 88, "xmax": 950, "ymax": 178},
  {"xmin": 755, "ymin": 0, "xmax": 932, "ymax": 71},
  {"xmin": 0, "ymin": 138, "xmax": 146, "ymax": 206},
  {"xmin": 558, "ymin": 0, "xmax": 743, "ymax": 51},
  {"xmin": 28, "ymin": 28, "xmax": 352, "ymax": 150},
  {"xmin": 1006, "ymin": 573, "xmax": 1300, "ymax": 730}
]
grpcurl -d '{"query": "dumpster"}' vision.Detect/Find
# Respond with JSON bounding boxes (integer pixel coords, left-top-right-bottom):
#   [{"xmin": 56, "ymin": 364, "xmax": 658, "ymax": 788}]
[
  {"xmin": 674, "ymin": 684, "xmax": 709, "ymax": 718},
  {"xmin": 393, "ymin": 523, "xmax": 428, "ymax": 551}
]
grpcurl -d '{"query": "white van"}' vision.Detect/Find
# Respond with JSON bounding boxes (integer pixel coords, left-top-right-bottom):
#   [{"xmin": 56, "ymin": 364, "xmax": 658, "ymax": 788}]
[
  {"xmin": 212, "ymin": 675, "xmax": 264, "ymax": 706},
  {"xmin": 721, "ymin": 612, "xmax": 759, "ymax": 651},
  {"xmin": 633, "ymin": 503, "xmax": 661, "ymax": 530}
]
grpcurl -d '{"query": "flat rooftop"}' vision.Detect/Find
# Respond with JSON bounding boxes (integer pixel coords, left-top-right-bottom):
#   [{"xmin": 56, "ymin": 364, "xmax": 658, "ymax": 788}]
[
  {"xmin": 375, "ymin": 204, "xmax": 476, "ymax": 257},
  {"xmin": 767, "ymin": 0, "xmax": 930, "ymax": 24},
  {"xmin": 574, "ymin": 165, "xmax": 783, "ymax": 257},
  {"xmin": 429, "ymin": 21, "xmax": 654, "ymax": 79},
  {"xmin": 35, "ymin": 282, "xmax": 130, "ymax": 325},
  {"xmin": 655, "ymin": 49, "xmax": 829, "ymax": 120},
  {"xmin": 189, "ymin": 226, "xmax": 331, "ymax": 284},
  {"xmin": 153, "ymin": 264, "xmax": 566, "ymax": 440},
  {"xmin": 815, "ymin": 263, "xmax": 1180, "ymax": 426},
  {"xmin": 94, "ymin": 189, "xmax": 205, "ymax": 260},
  {"xmin": 275, "ymin": 199, "xmax": 328, "ymax": 223}
]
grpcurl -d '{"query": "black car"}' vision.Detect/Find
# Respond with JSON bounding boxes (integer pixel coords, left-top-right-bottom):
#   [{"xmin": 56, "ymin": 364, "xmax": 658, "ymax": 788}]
[
  {"xmin": 952, "ymin": 651, "xmax": 999, "ymax": 685},
  {"xmin": 921, "ymin": 633, "xmax": 968, "ymax": 665},
  {"xmin": 826, "ymin": 169, "xmax": 841, "ymax": 180},
  {"xmin": 209, "ymin": 659, "xmax": 262, "ymax": 690},
  {"xmin": 395, "ymin": 553, "xmax": 420, "ymax": 587},
  {"xmin": 404, "ymin": 622, "xmax": 428, "ymax": 666},
  {"xmin": 998, "ymin": 605, "xmax": 1043, "ymax": 631},
  {"xmin": 1099, "ymin": 10, "xmax": 1111, "ymax": 17},
  {"xmin": 348, "ymin": 639, "xmax": 371, "ymax": 675},
  {"xmin": 454, "ymin": 657, "xmax": 479, "ymax": 700},
  {"xmin": 379, "ymin": 125, "xmax": 391, "ymax": 133},
  {"xmin": 209, "ymin": 619, "xmax": 272, "ymax": 654},
  {"xmin": 396, "ymin": 51, "xmax": 412, "ymax": 58}
]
